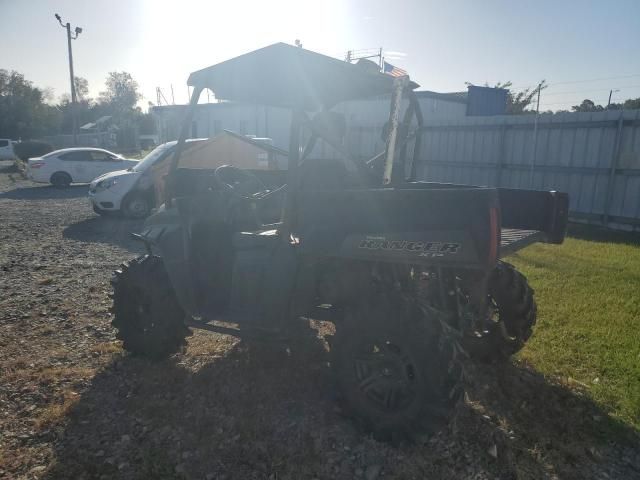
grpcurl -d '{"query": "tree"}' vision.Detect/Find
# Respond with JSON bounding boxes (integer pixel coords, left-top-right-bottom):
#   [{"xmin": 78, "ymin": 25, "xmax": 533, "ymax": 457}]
[
  {"xmin": 571, "ymin": 99, "xmax": 605, "ymax": 112},
  {"xmin": 96, "ymin": 72, "xmax": 145, "ymax": 149},
  {"xmin": 138, "ymin": 112, "xmax": 157, "ymax": 135},
  {"xmin": 99, "ymin": 71, "xmax": 142, "ymax": 113},
  {"xmin": 495, "ymin": 80, "xmax": 548, "ymax": 114},
  {"xmin": 74, "ymin": 76, "xmax": 89, "ymax": 102},
  {"xmin": 57, "ymin": 76, "xmax": 93, "ymax": 134},
  {"xmin": 0, "ymin": 69, "xmax": 59, "ymax": 139}
]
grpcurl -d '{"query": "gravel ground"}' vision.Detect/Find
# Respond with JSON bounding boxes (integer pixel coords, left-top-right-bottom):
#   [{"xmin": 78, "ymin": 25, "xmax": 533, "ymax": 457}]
[{"xmin": 1, "ymin": 159, "xmax": 639, "ymax": 480}]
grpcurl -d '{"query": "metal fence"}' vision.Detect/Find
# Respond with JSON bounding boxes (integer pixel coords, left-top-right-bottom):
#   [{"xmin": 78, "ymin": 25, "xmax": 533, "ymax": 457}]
[{"xmin": 347, "ymin": 109, "xmax": 640, "ymax": 230}]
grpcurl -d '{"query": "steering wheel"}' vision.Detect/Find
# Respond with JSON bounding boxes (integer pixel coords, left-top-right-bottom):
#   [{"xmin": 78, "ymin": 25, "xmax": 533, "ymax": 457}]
[{"xmin": 214, "ymin": 165, "xmax": 268, "ymax": 200}]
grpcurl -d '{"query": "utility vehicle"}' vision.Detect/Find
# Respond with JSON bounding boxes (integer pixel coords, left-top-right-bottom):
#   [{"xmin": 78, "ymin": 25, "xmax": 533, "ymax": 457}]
[{"xmin": 111, "ymin": 43, "xmax": 568, "ymax": 438}]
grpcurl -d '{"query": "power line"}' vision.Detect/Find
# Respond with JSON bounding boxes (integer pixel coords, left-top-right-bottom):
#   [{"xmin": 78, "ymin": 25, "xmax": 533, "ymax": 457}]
[
  {"xmin": 538, "ymin": 98, "xmax": 613, "ymax": 107},
  {"xmin": 537, "ymin": 88, "xmax": 637, "ymax": 106},
  {"xmin": 508, "ymin": 73, "xmax": 640, "ymax": 91},
  {"xmin": 540, "ymin": 84, "xmax": 640, "ymax": 97},
  {"xmin": 492, "ymin": 76, "xmax": 640, "ymax": 111},
  {"xmin": 545, "ymin": 85, "xmax": 640, "ymax": 105},
  {"xmin": 548, "ymin": 73, "xmax": 640, "ymax": 86}
]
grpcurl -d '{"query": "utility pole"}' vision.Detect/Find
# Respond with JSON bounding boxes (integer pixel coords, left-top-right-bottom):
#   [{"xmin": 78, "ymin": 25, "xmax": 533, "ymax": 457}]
[
  {"xmin": 55, "ymin": 14, "xmax": 82, "ymax": 146},
  {"xmin": 529, "ymin": 82, "xmax": 542, "ymax": 188},
  {"xmin": 607, "ymin": 89, "xmax": 620, "ymax": 109}
]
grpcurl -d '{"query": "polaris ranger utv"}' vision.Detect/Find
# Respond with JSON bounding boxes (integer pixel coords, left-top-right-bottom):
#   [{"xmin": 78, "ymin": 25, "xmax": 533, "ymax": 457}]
[{"xmin": 111, "ymin": 43, "xmax": 568, "ymax": 438}]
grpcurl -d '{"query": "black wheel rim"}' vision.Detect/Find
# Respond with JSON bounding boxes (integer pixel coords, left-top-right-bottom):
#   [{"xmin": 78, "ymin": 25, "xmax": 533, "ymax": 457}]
[
  {"xmin": 352, "ymin": 339, "xmax": 418, "ymax": 412},
  {"xmin": 488, "ymin": 296, "xmax": 519, "ymax": 341}
]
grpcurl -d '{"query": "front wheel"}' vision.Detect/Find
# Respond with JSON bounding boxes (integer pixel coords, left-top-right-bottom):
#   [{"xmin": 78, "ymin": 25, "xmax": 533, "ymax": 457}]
[
  {"xmin": 92, "ymin": 204, "xmax": 109, "ymax": 216},
  {"xmin": 330, "ymin": 294, "xmax": 463, "ymax": 441},
  {"xmin": 111, "ymin": 255, "xmax": 190, "ymax": 359},
  {"xmin": 122, "ymin": 193, "xmax": 151, "ymax": 218}
]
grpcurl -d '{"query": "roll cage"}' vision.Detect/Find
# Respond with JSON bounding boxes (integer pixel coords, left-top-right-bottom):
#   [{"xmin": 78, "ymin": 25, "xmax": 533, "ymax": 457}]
[{"xmin": 165, "ymin": 43, "xmax": 424, "ymax": 225}]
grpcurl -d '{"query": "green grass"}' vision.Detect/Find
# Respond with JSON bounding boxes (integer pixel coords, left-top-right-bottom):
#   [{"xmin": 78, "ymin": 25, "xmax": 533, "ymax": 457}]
[{"xmin": 508, "ymin": 225, "xmax": 640, "ymax": 429}]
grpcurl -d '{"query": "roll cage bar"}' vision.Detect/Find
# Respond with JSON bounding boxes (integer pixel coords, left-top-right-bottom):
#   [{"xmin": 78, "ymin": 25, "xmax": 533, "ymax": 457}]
[{"xmin": 165, "ymin": 44, "xmax": 424, "ymax": 217}]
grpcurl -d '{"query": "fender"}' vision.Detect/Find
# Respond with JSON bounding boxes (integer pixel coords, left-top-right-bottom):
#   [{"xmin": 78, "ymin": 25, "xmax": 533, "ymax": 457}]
[{"xmin": 131, "ymin": 204, "xmax": 199, "ymax": 316}]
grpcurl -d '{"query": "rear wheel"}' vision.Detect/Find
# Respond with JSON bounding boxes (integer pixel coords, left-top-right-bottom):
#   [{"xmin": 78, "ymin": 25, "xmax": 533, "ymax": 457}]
[
  {"xmin": 50, "ymin": 171, "xmax": 72, "ymax": 188},
  {"xmin": 331, "ymin": 294, "xmax": 463, "ymax": 441},
  {"xmin": 463, "ymin": 261, "xmax": 537, "ymax": 362},
  {"xmin": 111, "ymin": 255, "xmax": 190, "ymax": 359}
]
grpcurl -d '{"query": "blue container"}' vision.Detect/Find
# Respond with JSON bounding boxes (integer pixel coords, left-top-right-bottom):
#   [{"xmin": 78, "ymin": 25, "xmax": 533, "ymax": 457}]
[{"xmin": 466, "ymin": 86, "xmax": 508, "ymax": 116}]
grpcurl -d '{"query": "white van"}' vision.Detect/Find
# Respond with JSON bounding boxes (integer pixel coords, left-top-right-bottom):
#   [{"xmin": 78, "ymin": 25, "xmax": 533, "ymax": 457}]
[{"xmin": 0, "ymin": 139, "xmax": 16, "ymax": 160}]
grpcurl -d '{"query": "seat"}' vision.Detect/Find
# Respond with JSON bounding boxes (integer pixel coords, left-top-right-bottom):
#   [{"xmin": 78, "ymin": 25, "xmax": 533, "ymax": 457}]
[{"xmin": 298, "ymin": 158, "xmax": 350, "ymax": 191}]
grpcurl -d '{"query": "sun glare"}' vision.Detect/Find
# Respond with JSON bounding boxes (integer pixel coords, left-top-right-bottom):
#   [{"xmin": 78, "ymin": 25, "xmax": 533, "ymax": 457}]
[{"xmin": 137, "ymin": 0, "xmax": 347, "ymax": 105}]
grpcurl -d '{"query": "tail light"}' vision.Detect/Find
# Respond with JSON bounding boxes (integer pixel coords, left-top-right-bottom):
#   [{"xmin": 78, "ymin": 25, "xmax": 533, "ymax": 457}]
[
  {"xmin": 30, "ymin": 161, "xmax": 46, "ymax": 169},
  {"xmin": 488, "ymin": 206, "xmax": 499, "ymax": 264}
]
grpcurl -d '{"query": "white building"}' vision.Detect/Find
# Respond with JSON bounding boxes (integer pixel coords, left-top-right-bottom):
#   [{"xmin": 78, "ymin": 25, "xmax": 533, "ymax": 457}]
[{"xmin": 151, "ymin": 90, "xmax": 469, "ymax": 151}]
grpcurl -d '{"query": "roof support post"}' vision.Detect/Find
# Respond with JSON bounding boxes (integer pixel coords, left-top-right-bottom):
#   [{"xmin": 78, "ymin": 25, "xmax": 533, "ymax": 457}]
[
  {"xmin": 282, "ymin": 110, "xmax": 303, "ymax": 236},
  {"xmin": 408, "ymin": 91, "xmax": 424, "ymax": 181},
  {"xmin": 383, "ymin": 76, "xmax": 409, "ymax": 185},
  {"xmin": 165, "ymin": 85, "xmax": 203, "ymax": 205}
]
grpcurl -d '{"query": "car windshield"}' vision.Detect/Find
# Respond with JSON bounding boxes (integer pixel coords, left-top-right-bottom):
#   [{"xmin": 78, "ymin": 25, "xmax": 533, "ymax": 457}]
[{"xmin": 132, "ymin": 143, "xmax": 175, "ymax": 172}]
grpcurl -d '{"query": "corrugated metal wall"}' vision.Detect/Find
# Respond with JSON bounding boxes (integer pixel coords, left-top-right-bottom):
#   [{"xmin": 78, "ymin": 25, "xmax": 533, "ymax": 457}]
[
  {"xmin": 153, "ymin": 94, "xmax": 468, "ymax": 152},
  {"xmin": 335, "ymin": 94, "xmax": 468, "ymax": 127},
  {"xmin": 349, "ymin": 109, "xmax": 640, "ymax": 229},
  {"xmin": 154, "ymin": 102, "xmax": 640, "ymax": 229}
]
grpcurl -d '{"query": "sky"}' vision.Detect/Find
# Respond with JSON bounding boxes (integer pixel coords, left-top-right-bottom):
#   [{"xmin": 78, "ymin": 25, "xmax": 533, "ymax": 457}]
[{"xmin": 1, "ymin": 0, "xmax": 640, "ymax": 111}]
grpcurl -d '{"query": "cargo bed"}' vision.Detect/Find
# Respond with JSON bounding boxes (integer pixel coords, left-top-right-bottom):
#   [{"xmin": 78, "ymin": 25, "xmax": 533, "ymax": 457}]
[{"xmin": 500, "ymin": 228, "xmax": 545, "ymax": 256}]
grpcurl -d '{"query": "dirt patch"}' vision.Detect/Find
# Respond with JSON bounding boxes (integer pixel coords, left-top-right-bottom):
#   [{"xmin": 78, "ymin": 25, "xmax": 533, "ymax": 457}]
[{"xmin": 0, "ymin": 162, "xmax": 638, "ymax": 479}]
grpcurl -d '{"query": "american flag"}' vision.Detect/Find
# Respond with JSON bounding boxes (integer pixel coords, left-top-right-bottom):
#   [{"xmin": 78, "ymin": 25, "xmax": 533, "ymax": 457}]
[{"xmin": 383, "ymin": 61, "xmax": 407, "ymax": 77}]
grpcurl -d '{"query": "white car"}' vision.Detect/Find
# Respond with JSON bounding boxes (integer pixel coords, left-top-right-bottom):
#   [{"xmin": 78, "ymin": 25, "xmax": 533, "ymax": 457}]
[
  {"xmin": 26, "ymin": 148, "xmax": 138, "ymax": 187},
  {"xmin": 0, "ymin": 139, "xmax": 16, "ymax": 160},
  {"xmin": 88, "ymin": 139, "xmax": 206, "ymax": 218}
]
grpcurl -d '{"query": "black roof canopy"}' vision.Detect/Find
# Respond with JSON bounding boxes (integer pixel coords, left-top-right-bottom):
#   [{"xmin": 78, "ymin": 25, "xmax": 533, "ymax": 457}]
[{"xmin": 188, "ymin": 43, "xmax": 415, "ymax": 111}]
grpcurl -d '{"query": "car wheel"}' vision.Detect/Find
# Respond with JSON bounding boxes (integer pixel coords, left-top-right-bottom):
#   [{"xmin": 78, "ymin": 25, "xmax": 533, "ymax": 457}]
[
  {"xmin": 122, "ymin": 193, "xmax": 151, "ymax": 218},
  {"xmin": 92, "ymin": 204, "xmax": 106, "ymax": 216},
  {"xmin": 50, "ymin": 171, "xmax": 72, "ymax": 188}
]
